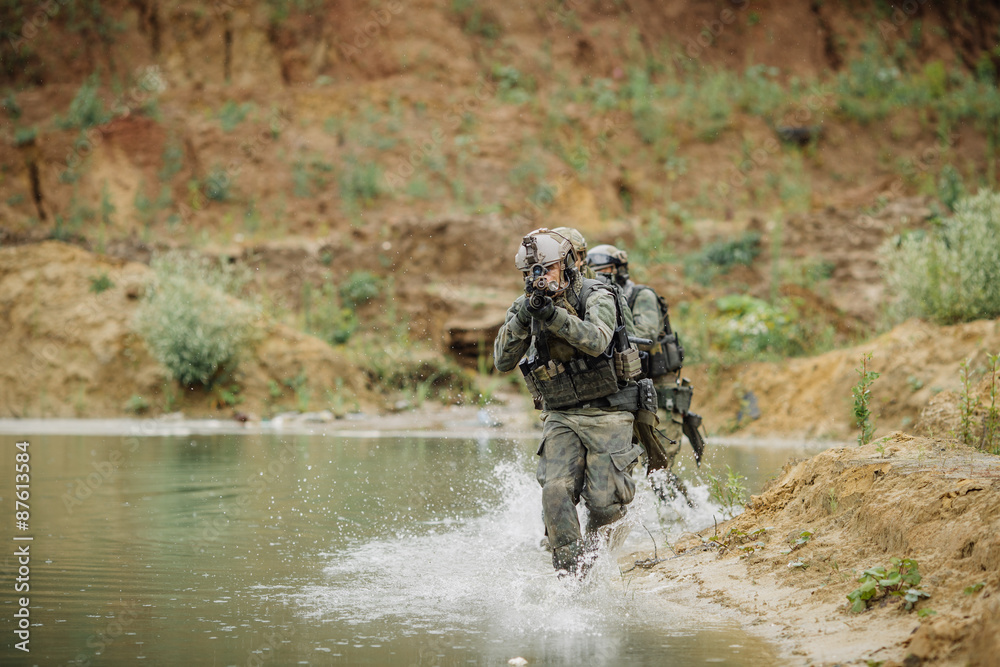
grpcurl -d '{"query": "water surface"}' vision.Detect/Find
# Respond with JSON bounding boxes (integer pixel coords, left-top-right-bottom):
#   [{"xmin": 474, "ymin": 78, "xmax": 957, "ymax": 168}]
[{"xmin": 0, "ymin": 426, "xmax": 829, "ymax": 665}]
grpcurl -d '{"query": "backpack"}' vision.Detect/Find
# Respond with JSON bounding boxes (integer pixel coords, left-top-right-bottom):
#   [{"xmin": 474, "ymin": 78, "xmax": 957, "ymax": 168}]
[{"xmin": 625, "ymin": 284, "xmax": 684, "ymax": 375}]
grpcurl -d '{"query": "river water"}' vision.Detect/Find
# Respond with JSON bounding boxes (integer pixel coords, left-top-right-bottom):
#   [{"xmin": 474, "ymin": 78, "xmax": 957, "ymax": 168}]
[{"xmin": 0, "ymin": 423, "xmax": 830, "ymax": 666}]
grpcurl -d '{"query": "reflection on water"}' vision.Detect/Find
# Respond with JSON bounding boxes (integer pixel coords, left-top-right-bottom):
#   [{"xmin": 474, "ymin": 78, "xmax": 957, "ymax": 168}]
[{"xmin": 0, "ymin": 428, "xmax": 829, "ymax": 665}]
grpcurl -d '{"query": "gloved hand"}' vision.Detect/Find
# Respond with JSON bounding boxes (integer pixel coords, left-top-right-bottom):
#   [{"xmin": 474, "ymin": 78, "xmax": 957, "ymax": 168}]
[
  {"xmin": 515, "ymin": 300, "xmax": 532, "ymax": 327},
  {"xmin": 526, "ymin": 296, "xmax": 555, "ymax": 323}
]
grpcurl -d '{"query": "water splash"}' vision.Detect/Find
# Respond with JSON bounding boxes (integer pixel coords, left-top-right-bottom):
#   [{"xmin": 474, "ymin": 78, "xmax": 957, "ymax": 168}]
[{"xmin": 295, "ymin": 457, "xmax": 726, "ymax": 644}]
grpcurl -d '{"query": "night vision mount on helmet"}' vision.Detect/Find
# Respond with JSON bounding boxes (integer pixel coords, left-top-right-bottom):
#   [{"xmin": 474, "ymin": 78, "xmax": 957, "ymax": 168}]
[{"xmin": 515, "ymin": 228, "xmax": 577, "ymax": 307}]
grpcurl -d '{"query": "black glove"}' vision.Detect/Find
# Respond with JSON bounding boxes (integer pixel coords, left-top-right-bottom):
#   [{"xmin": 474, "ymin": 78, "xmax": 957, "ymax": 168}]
[
  {"xmin": 526, "ymin": 296, "xmax": 555, "ymax": 323},
  {"xmin": 515, "ymin": 300, "xmax": 532, "ymax": 327}
]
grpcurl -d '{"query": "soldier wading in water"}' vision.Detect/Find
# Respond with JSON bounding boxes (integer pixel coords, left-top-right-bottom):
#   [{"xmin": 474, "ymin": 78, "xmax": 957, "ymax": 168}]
[
  {"xmin": 586, "ymin": 244, "xmax": 705, "ymax": 502},
  {"xmin": 494, "ymin": 228, "xmax": 655, "ymax": 577}
]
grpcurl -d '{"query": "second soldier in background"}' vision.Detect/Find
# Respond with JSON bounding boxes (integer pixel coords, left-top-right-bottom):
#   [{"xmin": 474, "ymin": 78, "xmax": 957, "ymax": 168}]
[{"xmin": 586, "ymin": 244, "xmax": 704, "ymax": 499}]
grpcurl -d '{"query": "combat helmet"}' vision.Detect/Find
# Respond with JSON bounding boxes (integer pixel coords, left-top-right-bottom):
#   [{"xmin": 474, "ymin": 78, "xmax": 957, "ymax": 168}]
[
  {"xmin": 514, "ymin": 228, "xmax": 578, "ymax": 274},
  {"xmin": 586, "ymin": 243, "xmax": 629, "ymax": 284},
  {"xmin": 552, "ymin": 227, "xmax": 587, "ymax": 259}
]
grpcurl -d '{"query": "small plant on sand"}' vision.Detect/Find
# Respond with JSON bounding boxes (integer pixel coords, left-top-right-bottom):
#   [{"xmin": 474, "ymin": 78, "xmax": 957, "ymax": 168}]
[
  {"xmin": 853, "ymin": 352, "xmax": 880, "ymax": 446},
  {"xmin": 708, "ymin": 465, "xmax": 748, "ymax": 519},
  {"xmin": 88, "ymin": 272, "xmax": 114, "ymax": 294},
  {"xmin": 981, "ymin": 353, "xmax": 1000, "ymax": 453},
  {"xmin": 124, "ymin": 394, "xmax": 149, "ymax": 414},
  {"xmin": 958, "ymin": 357, "xmax": 980, "ymax": 447},
  {"xmin": 846, "ymin": 557, "xmax": 930, "ymax": 613}
]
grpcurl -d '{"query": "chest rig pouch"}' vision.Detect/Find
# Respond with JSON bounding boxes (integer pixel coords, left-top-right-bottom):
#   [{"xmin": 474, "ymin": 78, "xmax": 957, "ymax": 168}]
[
  {"xmin": 518, "ymin": 279, "xmax": 634, "ymax": 410},
  {"xmin": 628, "ymin": 285, "xmax": 684, "ymax": 379},
  {"xmin": 519, "ymin": 347, "xmax": 620, "ymax": 410}
]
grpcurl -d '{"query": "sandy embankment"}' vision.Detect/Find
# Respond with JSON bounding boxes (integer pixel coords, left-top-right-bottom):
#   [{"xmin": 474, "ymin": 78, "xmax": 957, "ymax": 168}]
[{"xmin": 624, "ymin": 433, "xmax": 1000, "ymax": 666}]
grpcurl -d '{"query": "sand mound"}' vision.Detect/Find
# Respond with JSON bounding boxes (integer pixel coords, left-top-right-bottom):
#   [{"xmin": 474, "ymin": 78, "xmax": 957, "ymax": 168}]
[
  {"xmin": 687, "ymin": 318, "xmax": 1000, "ymax": 440},
  {"xmin": 643, "ymin": 433, "xmax": 1000, "ymax": 665}
]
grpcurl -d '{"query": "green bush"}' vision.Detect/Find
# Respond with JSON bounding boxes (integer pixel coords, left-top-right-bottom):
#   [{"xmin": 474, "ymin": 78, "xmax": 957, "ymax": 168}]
[
  {"xmin": 451, "ymin": 0, "xmax": 502, "ymax": 39},
  {"xmin": 88, "ymin": 272, "xmax": 114, "ymax": 294},
  {"xmin": 302, "ymin": 281, "xmax": 358, "ymax": 345},
  {"xmin": 339, "ymin": 157, "xmax": 382, "ymax": 212},
  {"xmin": 340, "ymin": 271, "xmax": 381, "ymax": 307},
  {"xmin": 216, "ymin": 101, "xmax": 254, "ymax": 132},
  {"xmin": 711, "ymin": 295, "xmax": 809, "ymax": 359},
  {"xmin": 881, "ymin": 190, "xmax": 1000, "ymax": 324},
  {"xmin": 684, "ymin": 231, "xmax": 761, "ymax": 285},
  {"xmin": 135, "ymin": 253, "xmax": 257, "ymax": 387},
  {"xmin": 57, "ymin": 73, "xmax": 110, "ymax": 130}
]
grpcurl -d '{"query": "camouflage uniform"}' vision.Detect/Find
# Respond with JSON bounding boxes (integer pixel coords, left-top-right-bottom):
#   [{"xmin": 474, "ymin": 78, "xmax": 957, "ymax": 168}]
[
  {"xmin": 495, "ymin": 272, "xmax": 643, "ymax": 573},
  {"xmin": 623, "ymin": 280, "xmax": 682, "ymax": 471}
]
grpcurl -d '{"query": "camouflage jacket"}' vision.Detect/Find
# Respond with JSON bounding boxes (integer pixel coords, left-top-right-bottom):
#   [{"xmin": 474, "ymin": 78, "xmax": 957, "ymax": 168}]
[
  {"xmin": 494, "ymin": 274, "xmax": 618, "ymax": 373},
  {"xmin": 623, "ymin": 281, "xmax": 662, "ymax": 344}
]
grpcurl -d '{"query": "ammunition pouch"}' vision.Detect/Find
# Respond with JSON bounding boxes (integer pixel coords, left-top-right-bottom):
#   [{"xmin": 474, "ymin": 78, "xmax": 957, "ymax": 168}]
[
  {"xmin": 615, "ymin": 346, "xmax": 642, "ymax": 381},
  {"xmin": 660, "ymin": 332, "xmax": 684, "ymax": 374},
  {"xmin": 519, "ymin": 351, "xmax": 620, "ymax": 410},
  {"xmin": 658, "ymin": 380, "xmax": 693, "ymax": 414},
  {"xmin": 645, "ymin": 345, "xmax": 669, "ymax": 378}
]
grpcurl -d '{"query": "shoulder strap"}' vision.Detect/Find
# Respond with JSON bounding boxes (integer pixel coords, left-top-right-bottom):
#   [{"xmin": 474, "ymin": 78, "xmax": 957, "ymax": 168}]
[
  {"xmin": 574, "ymin": 277, "xmax": 607, "ymax": 320},
  {"xmin": 625, "ymin": 283, "xmax": 650, "ymax": 311}
]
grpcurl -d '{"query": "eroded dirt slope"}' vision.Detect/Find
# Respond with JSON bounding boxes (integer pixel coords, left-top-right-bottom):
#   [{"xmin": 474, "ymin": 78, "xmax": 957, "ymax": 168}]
[
  {"xmin": 0, "ymin": 241, "xmax": 377, "ymax": 417},
  {"xmin": 635, "ymin": 433, "xmax": 1000, "ymax": 666},
  {"xmin": 686, "ymin": 318, "xmax": 1000, "ymax": 440}
]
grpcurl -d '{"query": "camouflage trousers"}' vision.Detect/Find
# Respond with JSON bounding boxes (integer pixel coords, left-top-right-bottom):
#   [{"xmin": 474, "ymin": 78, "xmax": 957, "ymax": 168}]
[
  {"xmin": 535, "ymin": 410, "xmax": 641, "ymax": 573},
  {"xmin": 655, "ymin": 407, "xmax": 683, "ymax": 471},
  {"xmin": 654, "ymin": 378, "xmax": 685, "ymax": 471}
]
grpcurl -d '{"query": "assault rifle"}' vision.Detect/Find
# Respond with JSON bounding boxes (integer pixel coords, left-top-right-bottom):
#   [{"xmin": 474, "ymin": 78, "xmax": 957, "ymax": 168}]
[{"xmin": 524, "ymin": 262, "xmax": 560, "ymax": 309}]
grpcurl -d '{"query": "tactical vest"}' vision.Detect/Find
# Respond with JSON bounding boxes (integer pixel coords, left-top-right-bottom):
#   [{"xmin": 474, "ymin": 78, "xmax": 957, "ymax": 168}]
[
  {"xmin": 519, "ymin": 279, "xmax": 642, "ymax": 411},
  {"xmin": 625, "ymin": 284, "xmax": 684, "ymax": 378}
]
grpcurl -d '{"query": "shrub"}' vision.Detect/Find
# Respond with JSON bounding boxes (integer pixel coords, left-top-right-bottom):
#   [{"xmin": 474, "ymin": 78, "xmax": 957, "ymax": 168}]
[
  {"xmin": 881, "ymin": 190, "xmax": 1000, "ymax": 324},
  {"xmin": 302, "ymin": 281, "xmax": 358, "ymax": 345},
  {"xmin": 451, "ymin": 0, "xmax": 502, "ymax": 39},
  {"xmin": 203, "ymin": 167, "xmax": 233, "ymax": 202},
  {"xmin": 135, "ymin": 253, "xmax": 257, "ymax": 387},
  {"xmin": 88, "ymin": 272, "xmax": 114, "ymax": 294},
  {"xmin": 685, "ymin": 232, "xmax": 762, "ymax": 285},
  {"xmin": 57, "ymin": 73, "xmax": 110, "ymax": 130},
  {"xmin": 846, "ymin": 558, "xmax": 929, "ymax": 613},
  {"xmin": 216, "ymin": 101, "xmax": 254, "ymax": 132},
  {"xmin": 339, "ymin": 157, "xmax": 382, "ymax": 212},
  {"xmin": 339, "ymin": 271, "xmax": 381, "ymax": 308}
]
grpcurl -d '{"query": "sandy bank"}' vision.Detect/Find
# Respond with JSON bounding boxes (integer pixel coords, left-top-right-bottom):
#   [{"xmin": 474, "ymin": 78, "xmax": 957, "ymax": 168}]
[{"xmin": 623, "ymin": 433, "xmax": 1000, "ymax": 666}]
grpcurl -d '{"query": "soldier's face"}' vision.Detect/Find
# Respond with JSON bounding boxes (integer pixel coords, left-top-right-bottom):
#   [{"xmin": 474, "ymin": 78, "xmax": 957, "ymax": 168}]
[{"xmin": 544, "ymin": 263, "xmax": 562, "ymax": 283}]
